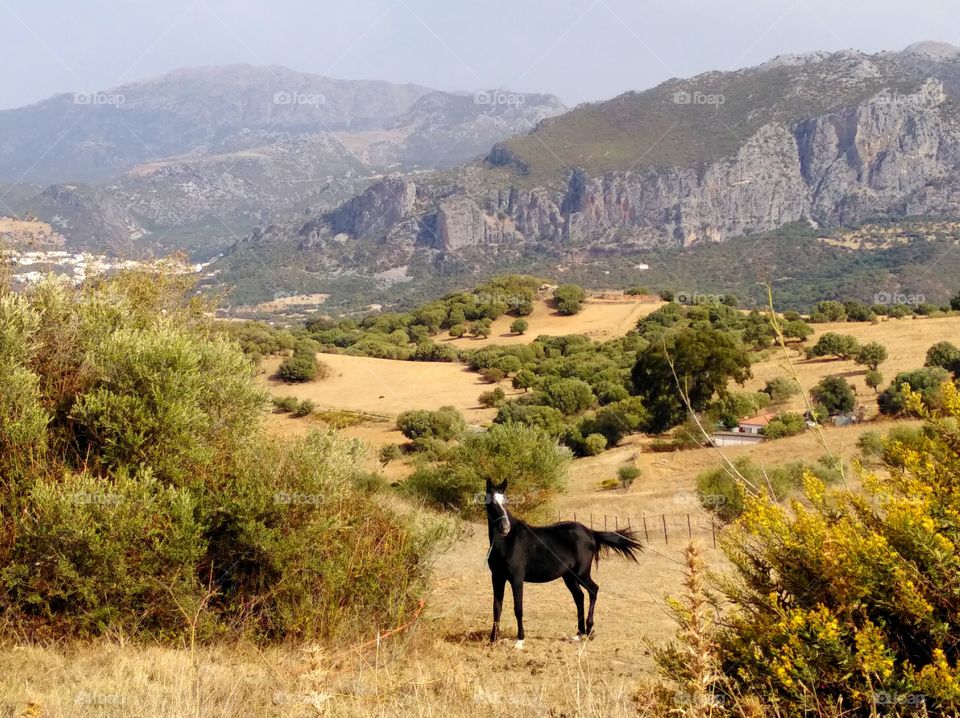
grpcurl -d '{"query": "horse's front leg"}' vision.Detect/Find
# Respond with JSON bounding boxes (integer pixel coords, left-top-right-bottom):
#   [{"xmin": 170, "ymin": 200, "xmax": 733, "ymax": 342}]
[
  {"xmin": 490, "ymin": 573, "xmax": 506, "ymax": 642},
  {"xmin": 510, "ymin": 578, "xmax": 525, "ymax": 648}
]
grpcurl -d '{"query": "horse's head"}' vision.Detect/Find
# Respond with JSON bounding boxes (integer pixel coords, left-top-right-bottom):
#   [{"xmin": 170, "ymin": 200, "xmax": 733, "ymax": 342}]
[{"xmin": 485, "ymin": 478, "xmax": 511, "ymax": 537}]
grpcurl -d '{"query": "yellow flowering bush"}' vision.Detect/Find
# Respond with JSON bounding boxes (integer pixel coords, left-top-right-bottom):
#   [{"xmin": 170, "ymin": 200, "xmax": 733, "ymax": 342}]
[{"xmin": 711, "ymin": 383, "xmax": 960, "ymax": 715}]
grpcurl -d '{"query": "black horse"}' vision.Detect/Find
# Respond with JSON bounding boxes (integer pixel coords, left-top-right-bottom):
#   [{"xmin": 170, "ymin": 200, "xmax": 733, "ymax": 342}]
[{"xmin": 484, "ymin": 478, "xmax": 643, "ymax": 648}]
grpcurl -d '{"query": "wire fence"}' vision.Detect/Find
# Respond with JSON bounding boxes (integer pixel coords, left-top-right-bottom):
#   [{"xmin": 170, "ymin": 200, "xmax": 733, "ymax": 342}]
[{"xmin": 553, "ymin": 511, "xmax": 721, "ymax": 548}]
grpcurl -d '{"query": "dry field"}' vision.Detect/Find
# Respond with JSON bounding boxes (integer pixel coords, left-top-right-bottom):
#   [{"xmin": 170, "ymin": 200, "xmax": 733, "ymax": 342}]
[
  {"xmin": 446, "ymin": 295, "xmax": 663, "ymax": 348},
  {"xmin": 747, "ymin": 314, "xmax": 960, "ymax": 416},
  {"xmin": 261, "ymin": 352, "xmax": 502, "ymax": 426}
]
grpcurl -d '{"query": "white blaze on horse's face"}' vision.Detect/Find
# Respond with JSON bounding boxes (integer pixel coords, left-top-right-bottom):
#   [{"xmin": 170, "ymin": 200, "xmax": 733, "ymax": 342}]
[{"xmin": 493, "ymin": 492, "xmax": 510, "ymax": 536}]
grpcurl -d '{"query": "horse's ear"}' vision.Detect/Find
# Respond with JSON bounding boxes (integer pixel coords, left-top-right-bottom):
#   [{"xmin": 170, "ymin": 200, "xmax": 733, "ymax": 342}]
[
  {"xmin": 485, "ymin": 478, "xmax": 493, "ymax": 492},
  {"xmin": 498, "ymin": 480, "xmax": 508, "ymax": 492}
]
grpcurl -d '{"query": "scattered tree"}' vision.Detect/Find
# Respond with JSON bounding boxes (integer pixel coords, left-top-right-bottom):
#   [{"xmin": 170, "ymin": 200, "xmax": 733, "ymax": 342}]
[
  {"xmin": 855, "ymin": 341, "xmax": 888, "ymax": 370},
  {"xmin": 510, "ymin": 318, "xmax": 529, "ymax": 335},
  {"xmin": 864, "ymin": 369, "xmax": 883, "ymax": 394},
  {"xmin": 631, "ymin": 327, "xmax": 752, "ymax": 433},
  {"xmin": 553, "ymin": 284, "xmax": 586, "ymax": 315},
  {"xmin": 810, "ymin": 375, "xmax": 855, "ymax": 416}
]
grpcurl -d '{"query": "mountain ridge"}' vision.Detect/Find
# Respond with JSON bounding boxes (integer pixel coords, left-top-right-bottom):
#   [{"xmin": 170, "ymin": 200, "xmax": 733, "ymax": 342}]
[{"xmin": 213, "ymin": 43, "xmax": 960, "ymax": 304}]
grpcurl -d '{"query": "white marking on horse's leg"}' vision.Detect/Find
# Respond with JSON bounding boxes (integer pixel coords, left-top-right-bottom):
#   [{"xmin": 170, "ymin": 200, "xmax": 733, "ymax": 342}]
[
  {"xmin": 571, "ymin": 634, "xmax": 581, "ymax": 642},
  {"xmin": 514, "ymin": 639, "xmax": 524, "ymax": 650}
]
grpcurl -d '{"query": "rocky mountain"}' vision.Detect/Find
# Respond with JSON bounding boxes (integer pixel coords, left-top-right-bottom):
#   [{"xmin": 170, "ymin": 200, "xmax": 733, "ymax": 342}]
[
  {"xmin": 333, "ymin": 89, "xmax": 567, "ymax": 170},
  {"xmin": 0, "ymin": 65, "xmax": 432, "ymax": 184},
  {"xmin": 217, "ymin": 43, "xmax": 960, "ymax": 304},
  {"xmin": 0, "ymin": 66, "xmax": 565, "ymax": 255}
]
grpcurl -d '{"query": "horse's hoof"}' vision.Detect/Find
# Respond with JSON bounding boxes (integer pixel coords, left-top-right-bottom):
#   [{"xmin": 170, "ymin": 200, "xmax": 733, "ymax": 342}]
[
  {"xmin": 571, "ymin": 634, "xmax": 581, "ymax": 642},
  {"xmin": 514, "ymin": 640, "xmax": 524, "ymax": 650}
]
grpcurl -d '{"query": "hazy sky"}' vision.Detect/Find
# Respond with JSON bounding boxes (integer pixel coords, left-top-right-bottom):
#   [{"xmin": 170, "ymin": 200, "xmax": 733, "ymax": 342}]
[{"xmin": 1, "ymin": 0, "xmax": 957, "ymax": 110}]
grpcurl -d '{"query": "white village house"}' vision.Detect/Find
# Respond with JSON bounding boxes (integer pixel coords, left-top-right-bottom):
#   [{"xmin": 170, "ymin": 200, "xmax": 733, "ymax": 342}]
[{"xmin": 710, "ymin": 412, "xmax": 777, "ymax": 447}]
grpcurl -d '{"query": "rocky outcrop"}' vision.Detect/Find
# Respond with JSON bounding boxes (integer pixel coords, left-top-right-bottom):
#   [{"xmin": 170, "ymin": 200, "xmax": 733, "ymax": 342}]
[
  {"xmin": 431, "ymin": 79, "xmax": 960, "ymax": 251},
  {"xmin": 325, "ymin": 177, "xmax": 417, "ymax": 238}
]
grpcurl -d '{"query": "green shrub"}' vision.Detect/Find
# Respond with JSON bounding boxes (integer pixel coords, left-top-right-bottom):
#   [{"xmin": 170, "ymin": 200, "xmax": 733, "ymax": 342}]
[
  {"xmin": 480, "ymin": 367, "xmax": 506, "ymax": 384},
  {"xmin": 273, "ymin": 395, "xmax": 299, "ymax": 413},
  {"xmin": 695, "ymin": 461, "xmax": 747, "ymax": 522},
  {"xmin": 293, "ymin": 398, "xmax": 316, "ymax": 417},
  {"xmin": 762, "ymin": 376, "xmax": 800, "ymax": 404},
  {"xmin": 878, "ymin": 367, "xmax": 951, "ymax": 416},
  {"xmin": 479, "ymin": 387, "xmax": 506, "ymax": 408},
  {"xmin": 926, "ymin": 340, "xmax": 960, "ymax": 375},
  {"xmin": 808, "ymin": 332, "xmax": 861, "ymax": 360},
  {"xmin": 512, "ymin": 369, "xmax": 536, "ymax": 391},
  {"xmin": 553, "ymin": 284, "xmax": 586, "ymax": 315},
  {"xmin": 543, "ymin": 377, "xmax": 595, "ymax": 415},
  {"xmin": 378, "ymin": 443, "xmax": 403, "ymax": 466},
  {"xmin": 510, "ymin": 318, "xmax": 529, "ymax": 335},
  {"xmin": 617, "ymin": 465, "xmax": 641, "ymax": 489},
  {"xmin": 856, "ymin": 341, "xmax": 888, "ymax": 370},
  {"xmin": 277, "ymin": 352, "xmax": 320, "ymax": 382},
  {"xmin": 402, "ymin": 424, "xmax": 570, "ymax": 515},
  {"xmin": 810, "ymin": 375, "xmax": 855, "ymax": 415},
  {"xmin": 864, "ymin": 368, "xmax": 884, "ymax": 393},
  {"xmin": 395, "ymin": 407, "xmax": 466, "ymax": 441},
  {"xmin": 581, "ymin": 432, "xmax": 608, "ymax": 456},
  {"xmin": 0, "ymin": 272, "xmax": 443, "ymax": 643},
  {"xmin": 494, "ymin": 403, "xmax": 566, "ymax": 436},
  {"xmin": 495, "ymin": 355, "xmax": 522, "ymax": 374},
  {"xmin": 762, "ymin": 412, "xmax": 807, "ymax": 439}
]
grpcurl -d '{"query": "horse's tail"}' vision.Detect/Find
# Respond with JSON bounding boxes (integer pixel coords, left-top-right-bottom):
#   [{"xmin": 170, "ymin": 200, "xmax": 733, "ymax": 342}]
[{"xmin": 591, "ymin": 528, "xmax": 643, "ymax": 565}]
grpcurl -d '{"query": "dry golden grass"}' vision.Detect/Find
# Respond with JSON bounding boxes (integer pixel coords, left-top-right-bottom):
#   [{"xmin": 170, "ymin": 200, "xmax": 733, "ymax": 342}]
[
  {"xmin": 260, "ymin": 352, "xmax": 504, "ymax": 426},
  {"xmin": 446, "ymin": 296, "xmax": 663, "ymax": 348},
  {"xmin": 747, "ymin": 314, "xmax": 960, "ymax": 416}
]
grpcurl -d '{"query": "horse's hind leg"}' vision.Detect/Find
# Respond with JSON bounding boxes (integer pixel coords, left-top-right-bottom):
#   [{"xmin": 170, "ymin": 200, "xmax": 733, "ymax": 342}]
[
  {"xmin": 582, "ymin": 575, "xmax": 599, "ymax": 635},
  {"xmin": 563, "ymin": 574, "xmax": 586, "ymax": 637}
]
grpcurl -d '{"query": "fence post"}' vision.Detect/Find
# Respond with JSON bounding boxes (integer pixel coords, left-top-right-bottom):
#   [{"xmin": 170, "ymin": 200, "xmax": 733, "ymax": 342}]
[
  {"xmin": 687, "ymin": 514, "xmax": 692, "ymax": 539},
  {"xmin": 712, "ymin": 521, "xmax": 717, "ymax": 549},
  {"xmin": 662, "ymin": 514, "xmax": 668, "ymax": 545},
  {"xmin": 573, "ymin": 511, "xmax": 577, "ymax": 523},
  {"xmin": 615, "ymin": 516, "xmax": 619, "ymax": 531},
  {"xmin": 590, "ymin": 513, "xmax": 593, "ymax": 529},
  {"xmin": 604, "ymin": 515, "xmax": 607, "ymax": 530},
  {"xmin": 642, "ymin": 516, "xmax": 649, "ymax": 543}
]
